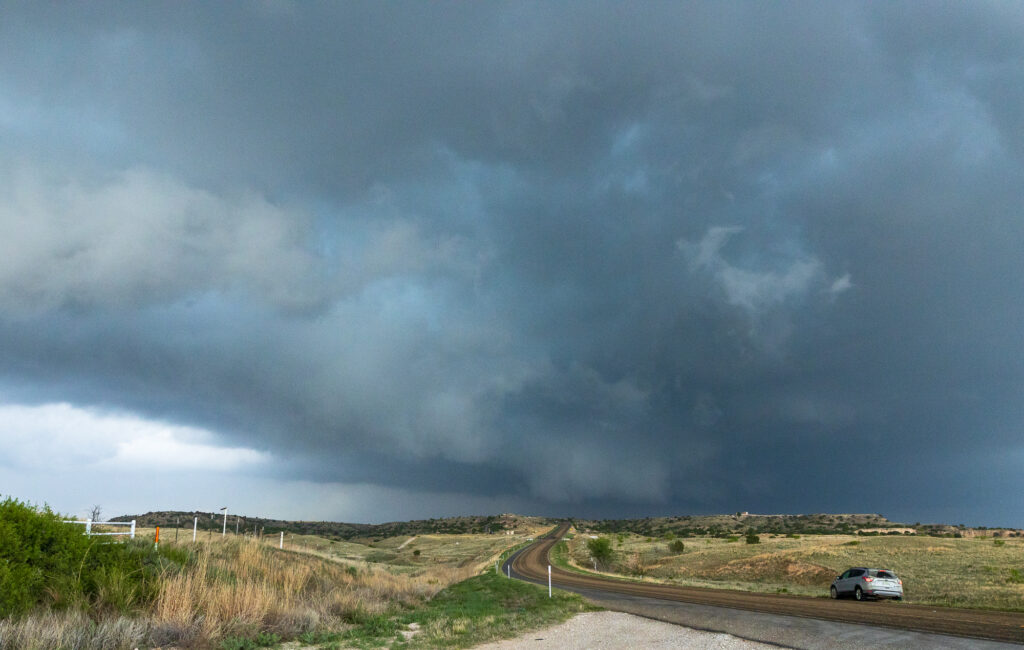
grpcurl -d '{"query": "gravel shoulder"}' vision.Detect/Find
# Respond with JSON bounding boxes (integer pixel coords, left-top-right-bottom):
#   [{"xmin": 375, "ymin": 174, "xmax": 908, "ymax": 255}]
[{"xmin": 470, "ymin": 611, "xmax": 778, "ymax": 649}]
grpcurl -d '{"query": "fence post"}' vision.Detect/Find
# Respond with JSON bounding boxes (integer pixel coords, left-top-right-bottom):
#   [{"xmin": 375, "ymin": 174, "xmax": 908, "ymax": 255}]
[
  {"xmin": 193, "ymin": 517, "xmax": 197, "ymax": 542},
  {"xmin": 130, "ymin": 520, "xmax": 136, "ymax": 539},
  {"xmin": 85, "ymin": 519, "xmax": 92, "ymax": 536}
]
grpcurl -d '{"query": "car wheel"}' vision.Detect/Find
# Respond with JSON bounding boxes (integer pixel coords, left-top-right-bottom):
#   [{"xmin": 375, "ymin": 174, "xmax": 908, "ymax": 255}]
[
  {"xmin": 830, "ymin": 586, "xmax": 838, "ymax": 599},
  {"xmin": 893, "ymin": 596, "xmax": 902, "ymax": 602},
  {"xmin": 854, "ymin": 586, "xmax": 864, "ymax": 601}
]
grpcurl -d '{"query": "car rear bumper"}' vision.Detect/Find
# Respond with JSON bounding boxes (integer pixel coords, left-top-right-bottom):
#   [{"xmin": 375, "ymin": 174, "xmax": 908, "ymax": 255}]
[{"xmin": 866, "ymin": 589, "xmax": 902, "ymax": 598}]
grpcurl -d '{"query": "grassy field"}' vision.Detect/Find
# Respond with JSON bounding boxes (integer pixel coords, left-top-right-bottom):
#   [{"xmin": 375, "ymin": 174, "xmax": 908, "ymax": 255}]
[
  {"xmin": 561, "ymin": 529, "xmax": 1024, "ymax": 611},
  {"xmin": 0, "ymin": 512, "xmax": 567, "ymax": 650}
]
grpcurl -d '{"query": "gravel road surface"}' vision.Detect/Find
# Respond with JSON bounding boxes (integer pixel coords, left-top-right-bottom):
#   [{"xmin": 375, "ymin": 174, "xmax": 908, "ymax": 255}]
[{"xmin": 472, "ymin": 611, "xmax": 776, "ymax": 649}]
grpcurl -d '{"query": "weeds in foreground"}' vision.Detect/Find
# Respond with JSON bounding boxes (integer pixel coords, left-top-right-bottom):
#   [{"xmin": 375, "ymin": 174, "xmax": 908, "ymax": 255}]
[{"xmin": 1, "ymin": 534, "xmax": 479, "ymax": 649}]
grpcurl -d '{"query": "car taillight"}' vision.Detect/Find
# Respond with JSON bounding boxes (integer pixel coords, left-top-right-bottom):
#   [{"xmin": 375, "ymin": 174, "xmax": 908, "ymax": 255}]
[
  {"xmin": 898, "ymin": 579, "xmax": 902, "ymax": 585},
  {"xmin": 863, "ymin": 577, "xmax": 874, "ymax": 582}
]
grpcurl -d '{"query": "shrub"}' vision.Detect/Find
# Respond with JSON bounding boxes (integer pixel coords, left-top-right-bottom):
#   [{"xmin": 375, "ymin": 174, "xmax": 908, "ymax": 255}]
[
  {"xmin": 745, "ymin": 533, "xmax": 760, "ymax": 544},
  {"xmin": 586, "ymin": 537, "xmax": 613, "ymax": 566},
  {"xmin": 994, "ymin": 539, "xmax": 1006, "ymax": 546},
  {"xmin": 1007, "ymin": 569, "xmax": 1024, "ymax": 584},
  {"xmin": 413, "ymin": 549, "xmax": 421, "ymax": 556},
  {"xmin": 668, "ymin": 540, "xmax": 685, "ymax": 553},
  {"xmin": 726, "ymin": 536, "xmax": 739, "ymax": 543},
  {"xmin": 0, "ymin": 497, "xmax": 179, "ymax": 617}
]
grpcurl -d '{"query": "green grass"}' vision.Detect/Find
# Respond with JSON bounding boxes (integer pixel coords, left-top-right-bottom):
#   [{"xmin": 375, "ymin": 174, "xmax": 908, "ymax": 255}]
[
  {"xmin": 399, "ymin": 570, "xmax": 596, "ymax": 648},
  {"xmin": 300, "ymin": 570, "xmax": 595, "ymax": 649}
]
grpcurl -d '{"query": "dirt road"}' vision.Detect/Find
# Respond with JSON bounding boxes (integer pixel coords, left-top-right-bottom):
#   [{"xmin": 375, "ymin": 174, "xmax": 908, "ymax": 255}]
[{"xmin": 508, "ymin": 523, "xmax": 1024, "ymax": 645}]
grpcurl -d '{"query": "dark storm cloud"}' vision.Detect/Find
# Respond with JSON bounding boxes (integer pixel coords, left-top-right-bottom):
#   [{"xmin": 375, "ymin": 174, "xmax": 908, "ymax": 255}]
[{"xmin": 1, "ymin": 2, "xmax": 1023, "ymax": 524}]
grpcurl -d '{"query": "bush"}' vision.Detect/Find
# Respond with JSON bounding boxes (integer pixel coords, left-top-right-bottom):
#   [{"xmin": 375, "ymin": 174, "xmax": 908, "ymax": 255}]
[
  {"xmin": 994, "ymin": 539, "xmax": 1006, "ymax": 546},
  {"xmin": 668, "ymin": 540, "xmax": 685, "ymax": 553},
  {"xmin": 745, "ymin": 533, "xmax": 760, "ymax": 544},
  {"xmin": 586, "ymin": 537, "xmax": 613, "ymax": 566},
  {"xmin": 0, "ymin": 497, "xmax": 183, "ymax": 617}
]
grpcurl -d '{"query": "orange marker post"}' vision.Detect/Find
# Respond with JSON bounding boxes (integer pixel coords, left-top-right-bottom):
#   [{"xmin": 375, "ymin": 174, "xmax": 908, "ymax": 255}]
[{"xmin": 155, "ymin": 526, "xmax": 160, "ymax": 550}]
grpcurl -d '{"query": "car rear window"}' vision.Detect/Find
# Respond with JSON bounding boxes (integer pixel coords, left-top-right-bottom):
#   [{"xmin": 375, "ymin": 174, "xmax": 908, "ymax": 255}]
[{"xmin": 877, "ymin": 571, "xmax": 896, "ymax": 578}]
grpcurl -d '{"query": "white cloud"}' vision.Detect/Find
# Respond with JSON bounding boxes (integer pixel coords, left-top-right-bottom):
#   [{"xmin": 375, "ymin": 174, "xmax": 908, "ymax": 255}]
[
  {"xmin": 829, "ymin": 273, "xmax": 853, "ymax": 295},
  {"xmin": 0, "ymin": 402, "xmax": 269, "ymax": 473},
  {"xmin": 678, "ymin": 226, "xmax": 823, "ymax": 311},
  {"xmin": 716, "ymin": 258, "xmax": 822, "ymax": 311}
]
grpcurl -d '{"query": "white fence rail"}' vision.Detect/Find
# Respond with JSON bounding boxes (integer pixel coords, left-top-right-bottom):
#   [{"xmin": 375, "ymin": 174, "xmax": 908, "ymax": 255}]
[{"xmin": 63, "ymin": 519, "xmax": 136, "ymax": 539}]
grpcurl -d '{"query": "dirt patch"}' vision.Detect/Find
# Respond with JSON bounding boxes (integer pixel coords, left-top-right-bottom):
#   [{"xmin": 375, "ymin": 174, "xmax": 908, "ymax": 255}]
[{"xmin": 708, "ymin": 555, "xmax": 835, "ymax": 585}]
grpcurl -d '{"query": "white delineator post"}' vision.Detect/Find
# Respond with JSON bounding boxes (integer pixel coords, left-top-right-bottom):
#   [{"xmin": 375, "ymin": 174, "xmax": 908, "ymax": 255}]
[
  {"xmin": 280, "ymin": 531, "xmax": 284, "ymax": 549},
  {"xmin": 548, "ymin": 565, "xmax": 552, "ymax": 598},
  {"xmin": 221, "ymin": 508, "xmax": 228, "ymax": 536},
  {"xmin": 193, "ymin": 517, "xmax": 198, "ymax": 542},
  {"xmin": 130, "ymin": 520, "xmax": 136, "ymax": 539},
  {"xmin": 85, "ymin": 519, "xmax": 92, "ymax": 536},
  {"xmin": 507, "ymin": 564, "xmax": 510, "ymax": 578}
]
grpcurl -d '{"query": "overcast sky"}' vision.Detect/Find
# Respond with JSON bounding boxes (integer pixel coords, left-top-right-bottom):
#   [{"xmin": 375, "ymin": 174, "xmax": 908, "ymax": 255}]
[{"xmin": 1, "ymin": 2, "xmax": 1022, "ymax": 526}]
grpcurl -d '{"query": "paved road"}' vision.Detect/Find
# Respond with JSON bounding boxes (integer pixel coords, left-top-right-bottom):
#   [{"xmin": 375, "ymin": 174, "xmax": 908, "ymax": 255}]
[{"xmin": 504, "ymin": 523, "xmax": 1024, "ymax": 648}]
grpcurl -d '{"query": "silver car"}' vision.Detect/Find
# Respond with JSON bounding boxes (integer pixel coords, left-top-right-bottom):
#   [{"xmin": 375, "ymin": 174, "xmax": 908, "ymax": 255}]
[{"xmin": 830, "ymin": 567, "xmax": 903, "ymax": 601}]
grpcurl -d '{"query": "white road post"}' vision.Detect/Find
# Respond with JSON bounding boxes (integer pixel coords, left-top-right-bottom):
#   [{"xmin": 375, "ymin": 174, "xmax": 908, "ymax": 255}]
[
  {"xmin": 192, "ymin": 517, "xmax": 198, "ymax": 542},
  {"xmin": 130, "ymin": 520, "xmax": 136, "ymax": 539},
  {"xmin": 548, "ymin": 565, "xmax": 552, "ymax": 598},
  {"xmin": 507, "ymin": 564, "xmax": 511, "ymax": 578},
  {"xmin": 85, "ymin": 519, "xmax": 92, "ymax": 536},
  {"xmin": 221, "ymin": 507, "xmax": 228, "ymax": 536},
  {"xmin": 280, "ymin": 531, "xmax": 284, "ymax": 549}
]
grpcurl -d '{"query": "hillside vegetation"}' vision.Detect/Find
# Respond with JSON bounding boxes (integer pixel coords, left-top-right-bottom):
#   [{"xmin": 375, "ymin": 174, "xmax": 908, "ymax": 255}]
[
  {"xmin": 573, "ymin": 513, "xmax": 1023, "ymax": 538},
  {"xmin": 114, "ymin": 511, "xmax": 551, "ymax": 541}
]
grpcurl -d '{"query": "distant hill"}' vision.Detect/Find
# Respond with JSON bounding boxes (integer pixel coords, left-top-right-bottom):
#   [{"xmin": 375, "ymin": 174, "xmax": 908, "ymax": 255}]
[
  {"xmin": 572, "ymin": 513, "xmax": 1021, "ymax": 538},
  {"xmin": 111, "ymin": 511, "xmax": 552, "ymax": 540},
  {"xmin": 573, "ymin": 513, "xmax": 906, "ymax": 537},
  {"xmin": 113, "ymin": 510, "xmax": 1023, "ymax": 540}
]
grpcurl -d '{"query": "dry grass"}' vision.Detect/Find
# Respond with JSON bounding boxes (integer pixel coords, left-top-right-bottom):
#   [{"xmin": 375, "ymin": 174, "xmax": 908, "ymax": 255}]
[
  {"xmin": 0, "ymin": 611, "xmax": 148, "ymax": 650},
  {"xmin": 153, "ymin": 537, "xmax": 476, "ymax": 643},
  {"xmin": 1, "ymin": 531, "xmax": 501, "ymax": 648},
  {"xmin": 565, "ymin": 532, "xmax": 1024, "ymax": 610}
]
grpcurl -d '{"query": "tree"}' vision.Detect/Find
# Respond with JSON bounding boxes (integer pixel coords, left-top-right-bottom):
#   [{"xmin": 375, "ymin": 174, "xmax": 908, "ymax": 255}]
[
  {"xmin": 89, "ymin": 504, "xmax": 102, "ymax": 522},
  {"xmin": 668, "ymin": 539, "xmax": 685, "ymax": 553},
  {"xmin": 586, "ymin": 536, "xmax": 613, "ymax": 567}
]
